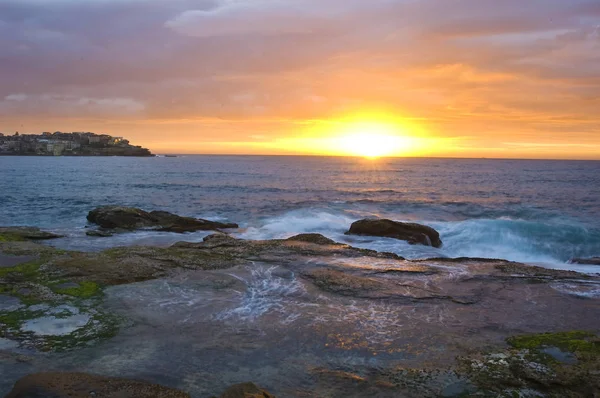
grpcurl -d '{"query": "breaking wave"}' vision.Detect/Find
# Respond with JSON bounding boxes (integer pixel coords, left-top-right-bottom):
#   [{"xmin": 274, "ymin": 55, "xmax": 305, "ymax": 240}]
[{"xmin": 234, "ymin": 209, "xmax": 600, "ymax": 271}]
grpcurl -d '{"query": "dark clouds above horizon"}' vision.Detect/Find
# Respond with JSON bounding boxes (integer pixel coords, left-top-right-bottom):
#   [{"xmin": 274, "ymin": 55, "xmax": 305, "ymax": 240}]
[{"xmin": 1, "ymin": 0, "xmax": 599, "ymax": 157}]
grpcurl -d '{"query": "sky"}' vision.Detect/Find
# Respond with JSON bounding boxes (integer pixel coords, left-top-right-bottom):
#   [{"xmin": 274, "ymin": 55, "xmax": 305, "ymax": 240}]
[{"xmin": 0, "ymin": 0, "xmax": 599, "ymax": 159}]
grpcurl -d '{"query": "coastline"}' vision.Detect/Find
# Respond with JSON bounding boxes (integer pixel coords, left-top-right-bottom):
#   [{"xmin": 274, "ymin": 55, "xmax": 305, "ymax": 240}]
[{"xmin": 0, "ymin": 153, "xmax": 155, "ymax": 157}]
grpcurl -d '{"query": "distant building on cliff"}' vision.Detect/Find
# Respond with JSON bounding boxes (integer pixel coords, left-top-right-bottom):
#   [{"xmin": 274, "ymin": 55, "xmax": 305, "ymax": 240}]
[{"xmin": 0, "ymin": 132, "xmax": 153, "ymax": 157}]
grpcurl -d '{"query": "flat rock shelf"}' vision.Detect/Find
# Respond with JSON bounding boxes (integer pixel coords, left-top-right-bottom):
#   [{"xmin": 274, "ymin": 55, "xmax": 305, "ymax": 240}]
[{"xmin": 0, "ymin": 232, "xmax": 599, "ymax": 397}]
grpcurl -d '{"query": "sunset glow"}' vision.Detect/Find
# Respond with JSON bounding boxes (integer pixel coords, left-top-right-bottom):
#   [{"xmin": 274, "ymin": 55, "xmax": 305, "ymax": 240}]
[
  {"xmin": 338, "ymin": 132, "xmax": 405, "ymax": 158},
  {"xmin": 325, "ymin": 119, "xmax": 425, "ymax": 158},
  {"xmin": 1, "ymin": 0, "xmax": 599, "ymax": 159}
]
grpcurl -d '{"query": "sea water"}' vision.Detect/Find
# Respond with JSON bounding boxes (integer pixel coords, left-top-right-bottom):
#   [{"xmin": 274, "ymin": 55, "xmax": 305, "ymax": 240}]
[{"xmin": 1, "ymin": 155, "xmax": 599, "ymax": 271}]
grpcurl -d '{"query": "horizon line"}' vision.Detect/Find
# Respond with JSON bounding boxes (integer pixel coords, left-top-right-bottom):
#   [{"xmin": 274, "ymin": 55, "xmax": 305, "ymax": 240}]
[{"xmin": 153, "ymin": 153, "xmax": 600, "ymax": 161}]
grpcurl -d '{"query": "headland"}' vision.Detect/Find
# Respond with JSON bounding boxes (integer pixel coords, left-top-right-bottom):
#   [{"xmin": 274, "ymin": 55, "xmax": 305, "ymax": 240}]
[{"xmin": 0, "ymin": 132, "xmax": 153, "ymax": 157}]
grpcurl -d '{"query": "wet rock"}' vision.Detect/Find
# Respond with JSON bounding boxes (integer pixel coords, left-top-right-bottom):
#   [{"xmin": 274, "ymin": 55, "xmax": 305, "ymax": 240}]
[
  {"xmin": 570, "ymin": 257, "xmax": 600, "ymax": 265},
  {"xmin": 4, "ymin": 372, "xmax": 190, "ymax": 398},
  {"xmin": 87, "ymin": 206, "xmax": 157, "ymax": 229},
  {"xmin": 0, "ymin": 240, "xmax": 60, "ymax": 258},
  {"xmin": 16, "ymin": 288, "xmax": 32, "ymax": 296},
  {"xmin": 54, "ymin": 282, "xmax": 80, "ymax": 289},
  {"xmin": 0, "ymin": 227, "xmax": 63, "ymax": 241},
  {"xmin": 200, "ymin": 233, "xmax": 245, "ymax": 248},
  {"xmin": 457, "ymin": 331, "xmax": 600, "ymax": 395},
  {"xmin": 302, "ymin": 268, "xmax": 384, "ymax": 297},
  {"xmin": 418, "ymin": 257, "xmax": 510, "ymax": 264},
  {"xmin": 286, "ymin": 233, "xmax": 337, "ymax": 245},
  {"xmin": 175, "ymin": 234, "xmax": 404, "ymax": 261},
  {"xmin": 86, "ymin": 230, "xmax": 114, "ymax": 237},
  {"xmin": 219, "ymin": 382, "xmax": 275, "ymax": 398},
  {"xmin": 0, "ymin": 254, "xmax": 37, "ymax": 268},
  {"xmin": 494, "ymin": 262, "xmax": 586, "ymax": 279},
  {"xmin": 49, "ymin": 246, "xmax": 247, "ymax": 286},
  {"xmin": 0, "ymin": 295, "xmax": 24, "ymax": 312},
  {"xmin": 541, "ymin": 347, "xmax": 578, "ymax": 365},
  {"xmin": 346, "ymin": 219, "xmax": 442, "ymax": 248},
  {"xmin": 440, "ymin": 380, "xmax": 476, "ymax": 397},
  {"xmin": 152, "ymin": 211, "xmax": 238, "ymax": 233},
  {"xmin": 0, "ymin": 337, "xmax": 19, "ymax": 351},
  {"xmin": 271, "ymin": 269, "xmax": 295, "ymax": 279},
  {"xmin": 87, "ymin": 206, "xmax": 238, "ymax": 233}
]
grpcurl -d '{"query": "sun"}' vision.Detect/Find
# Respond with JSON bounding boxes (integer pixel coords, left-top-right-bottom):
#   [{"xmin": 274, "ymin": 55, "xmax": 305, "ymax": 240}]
[
  {"xmin": 339, "ymin": 132, "xmax": 402, "ymax": 158},
  {"xmin": 335, "ymin": 122, "xmax": 417, "ymax": 158}
]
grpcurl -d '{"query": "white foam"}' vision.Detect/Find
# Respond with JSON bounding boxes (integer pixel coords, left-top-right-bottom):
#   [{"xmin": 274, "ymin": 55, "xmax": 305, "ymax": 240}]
[
  {"xmin": 235, "ymin": 209, "xmax": 353, "ymax": 241},
  {"xmin": 232, "ymin": 209, "xmax": 600, "ymax": 273},
  {"xmin": 550, "ymin": 281, "xmax": 600, "ymax": 298},
  {"xmin": 216, "ymin": 266, "xmax": 306, "ymax": 322},
  {"xmin": 52, "ymin": 229, "xmax": 214, "ymax": 252}
]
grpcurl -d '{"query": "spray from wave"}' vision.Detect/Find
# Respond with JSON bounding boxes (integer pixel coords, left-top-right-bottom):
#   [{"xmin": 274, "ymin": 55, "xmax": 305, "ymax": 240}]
[{"xmin": 233, "ymin": 209, "xmax": 600, "ymax": 272}]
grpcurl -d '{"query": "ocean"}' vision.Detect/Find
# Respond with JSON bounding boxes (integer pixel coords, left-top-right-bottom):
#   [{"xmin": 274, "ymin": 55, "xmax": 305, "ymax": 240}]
[{"xmin": 1, "ymin": 155, "xmax": 599, "ymax": 272}]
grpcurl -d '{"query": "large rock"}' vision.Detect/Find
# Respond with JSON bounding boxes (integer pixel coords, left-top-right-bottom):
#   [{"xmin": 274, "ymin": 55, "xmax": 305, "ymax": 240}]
[
  {"xmin": 87, "ymin": 206, "xmax": 238, "ymax": 233},
  {"xmin": 302, "ymin": 268, "xmax": 384, "ymax": 297},
  {"xmin": 219, "ymin": 382, "xmax": 275, "ymax": 398},
  {"xmin": 346, "ymin": 219, "xmax": 442, "ymax": 248},
  {"xmin": 286, "ymin": 233, "xmax": 337, "ymax": 245},
  {"xmin": 4, "ymin": 375, "xmax": 274, "ymax": 398},
  {"xmin": 570, "ymin": 257, "xmax": 600, "ymax": 265},
  {"xmin": 4, "ymin": 372, "xmax": 190, "ymax": 398},
  {"xmin": 0, "ymin": 227, "xmax": 63, "ymax": 241}
]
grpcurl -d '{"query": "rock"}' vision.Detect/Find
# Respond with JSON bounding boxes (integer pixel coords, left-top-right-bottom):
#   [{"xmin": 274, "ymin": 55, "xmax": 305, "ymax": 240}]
[
  {"xmin": 0, "ymin": 254, "xmax": 37, "ymax": 268},
  {"xmin": 0, "ymin": 295, "xmax": 24, "ymax": 312},
  {"xmin": 570, "ymin": 257, "xmax": 600, "ymax": 265},
  {"xmin": 0, "ymin": 227, "xmax": 63, "ymax": 241},
  {"xmin": 151, "ymin": 211, "xmax": 238, "ymax": 233},
  {"xmin": 441, "ymin": 380, "xmax": 477, "ymax": 398},
  {"xmin": 87, "ymin": 206, "xmax": 155, "ymax": 229},
  {"xmin": 55, "ymin": 282, "xmax": 80, "ymax": 289},
  {"xmin": 4, "ymin": 372, "xmax": 190, "ymax": 398},
  {"xmin": 86, "ymin": 230, "xmax": 114, "ymax": 237},
  {"xmin": 219, "ymin": 382, "xmax": 275, "ymax": 398},
  {"xmin": 87, "ymin": 206, "xmax": 238, "ymax": 233},
  {"xmin": 45, "ymin": 234, "xmax": 402, "ymax": 287},
  {"xmin": 286, "ymin": 233, "xmax": 337, "ymax": 245},
  {"xmin": 346, "ymin": 219, "xmax": 442, "ymax": 248},
  {"xmin": 302, "ymin": 268, "xmax": 384, "ymax": 297}
]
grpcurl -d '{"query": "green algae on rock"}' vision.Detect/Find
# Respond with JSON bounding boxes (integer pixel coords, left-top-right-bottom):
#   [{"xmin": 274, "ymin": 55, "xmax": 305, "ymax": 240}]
[
  {"xmin": 458, "ymin": 331, "xmax": 600, "ymax": 397},
  {"xmin": 507, "ymin": 331, "xmax": 599, "ymax": 357},
  {"xmin": 50, "ymin": 281, "xmax": 102, "ymax": 299},
  {"xmin": 0, "ymin": 299, "xmax": 121, "ymax": 352}
]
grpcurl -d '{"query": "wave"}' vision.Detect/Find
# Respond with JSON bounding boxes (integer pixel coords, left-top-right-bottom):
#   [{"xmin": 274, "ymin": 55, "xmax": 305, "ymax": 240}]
[
  {"xmin": 434, "ymin": 218, "xmax": 600, "ymax": 265},
  {"xmin": 236, "ymin": 209, "xmax": 355, "ymax": 241},
  {"xmin": 234, "ymin": 209, "xmax": 600, "ymax": 271}
]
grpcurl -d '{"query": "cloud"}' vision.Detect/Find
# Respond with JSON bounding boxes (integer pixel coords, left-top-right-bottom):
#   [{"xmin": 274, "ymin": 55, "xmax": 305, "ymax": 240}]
[
  {"xmin": 0, "ymin": 0, "xmax": 599, "ymax": 156},
  {"xmin": 0, "ymin": 93, "xmax": 145, "ymax": 116},
  {"xmin": 166, "ymin": 2, "xmax": 318, "ymax": 37}
]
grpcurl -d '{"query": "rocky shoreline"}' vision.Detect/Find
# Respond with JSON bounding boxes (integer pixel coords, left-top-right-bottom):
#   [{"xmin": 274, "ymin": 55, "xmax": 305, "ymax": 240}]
[{"xmin": 1, "ymin": 212, "xmax": 599, "ymax": 397}]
